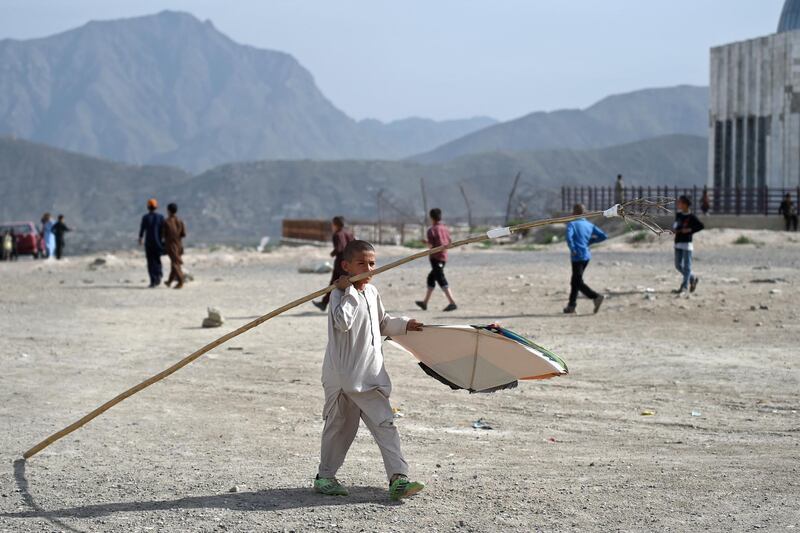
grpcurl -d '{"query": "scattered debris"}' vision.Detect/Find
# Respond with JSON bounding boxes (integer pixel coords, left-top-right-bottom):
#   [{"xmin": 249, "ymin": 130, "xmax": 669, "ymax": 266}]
[
  {"xmin": 472, "ymin": 418, "xmax": 493, "ymax": 430},
  {"xmin": 640, "ymin": 410, "xmax": 656, "ymax": 416},
  {"xmin": 227, "ymin": 347, "xmax": 244, "ymax": 351},
  {"xmin": 751, "ymin": 278, "xmax": 787, "ymax": 284},
  {"xmin": 691, "ymin": 411, "xmax": 702, "ymax": 417},
  {"xmin": 298, "ymin": 261, "xmax": 333, "ymax": 274},
  {"xmin": 392, "ymin": 407, "xmax": 404, "ymax": 419},
  {"xmin": 228, "ymin": 485, "xmax": 243, "ymax": 493},
  {"xmin": 202, "ymin": 307, "xmax": 225, "ymax": 328},
  {"xmin": 257, "ymin": 236, "xmax": 271, "ymax": 253}
]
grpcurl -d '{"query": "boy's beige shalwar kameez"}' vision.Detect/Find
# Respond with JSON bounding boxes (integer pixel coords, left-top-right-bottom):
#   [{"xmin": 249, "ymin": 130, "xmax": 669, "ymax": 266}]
[{"xmin": 318, "ymin": 284, "xmax": 410, "ymax": 481}]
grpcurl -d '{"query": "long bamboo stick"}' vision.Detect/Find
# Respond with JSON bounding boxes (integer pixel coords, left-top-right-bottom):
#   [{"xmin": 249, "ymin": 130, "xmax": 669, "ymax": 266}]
[{"xmin": 23, "ymin": 200, "xmax": 666, "ymax": 459}]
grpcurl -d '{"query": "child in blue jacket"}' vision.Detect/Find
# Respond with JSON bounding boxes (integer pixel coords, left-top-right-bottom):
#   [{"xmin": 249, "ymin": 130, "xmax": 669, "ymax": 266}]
[{"xmin": 564, "ymin": 204, "xmax": 607, "ymax": 314}]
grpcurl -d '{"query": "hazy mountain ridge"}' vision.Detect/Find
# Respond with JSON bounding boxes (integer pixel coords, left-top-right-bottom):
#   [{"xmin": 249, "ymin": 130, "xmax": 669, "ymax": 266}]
[
  {"xmin": 0, "ymin": 11, "xmax": 496, "ymax": 172},
  {"xmin": 0, "ymin": 134, "xmax": 707, "ymax": 250},
  {"xmin": 413, "ymin": 86, "xmax": 709, "ymax": 163}
]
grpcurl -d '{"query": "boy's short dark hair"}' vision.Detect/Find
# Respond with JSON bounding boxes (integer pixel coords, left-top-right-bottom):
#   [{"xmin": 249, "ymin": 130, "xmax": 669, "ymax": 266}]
[
  {"xmin": 678, "ymin": 195, "xmax": 691, "ymax": 207},
  {"xmin": 572, "ymin": 203, "xmax": 585, "ymax": 215},
  {"xmin": 429, "ymin": 208, "xmax": 442, "ymax": 221},
  {"xmin": 343, "ymin": 240, "xmax": 375, "ymax": 261},
  {"xmin": 332, "ymin": 216, "xmax": 345, "ymax": 227},
  {"xmin": 57, "ymin": 214, "xmax": 64, "ymax": 220},
  {"xmin": 167, "ymin": 203, "xmax": 178, "ymax": 214}
]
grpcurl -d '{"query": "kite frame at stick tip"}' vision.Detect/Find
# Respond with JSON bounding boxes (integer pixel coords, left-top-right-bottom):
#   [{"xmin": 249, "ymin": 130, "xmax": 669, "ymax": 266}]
[{"xmin": 22, "ymin": 197, "xmax": 671, "ymax": 459}]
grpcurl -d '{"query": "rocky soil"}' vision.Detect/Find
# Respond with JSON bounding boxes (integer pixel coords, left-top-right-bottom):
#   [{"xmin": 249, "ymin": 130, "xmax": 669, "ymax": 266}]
[{"xmin": 1, "ymin": 229, "xmax": 799, "ymax": 532}]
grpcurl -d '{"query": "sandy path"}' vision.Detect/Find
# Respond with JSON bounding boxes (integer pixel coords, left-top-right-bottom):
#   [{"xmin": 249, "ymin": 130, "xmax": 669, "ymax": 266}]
[{"xmin": 1, "ymin": 230, "xmax": 799, "ymax": 532}]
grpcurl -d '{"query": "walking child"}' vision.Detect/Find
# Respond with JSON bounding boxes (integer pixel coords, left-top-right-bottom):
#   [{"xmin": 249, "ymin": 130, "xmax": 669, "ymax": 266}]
[
  {"xmin": 779, "ymin": 193, "xmax": 798, "ymax": 231},
  {"xmin": 138, "ymin": 198, "xmax": 165, "ymax": 288},
  {"xmin": 314, "ymin": 216, "xmax": 354, "ymax": 311},
  {"xmin": 415, "ymin": 208, "xmax": 457, "ymax": 312},
  {"xmin": 52, "ymin": 215, "xmax": 71, "ymax": 260},
  {"xmin": 162, "ymin": 203, "xmax": 187, "ymax": 289},
  {"xmin": 564, "ymin": 204, "xmax": 607, "ymax": 314},
  {"xmin": 672, "ymin": 195, "xmax": 704, "ymax": 294},
  {"xmin": 316, "ymin": 240, "xmax": 425, "ymax": 500}
]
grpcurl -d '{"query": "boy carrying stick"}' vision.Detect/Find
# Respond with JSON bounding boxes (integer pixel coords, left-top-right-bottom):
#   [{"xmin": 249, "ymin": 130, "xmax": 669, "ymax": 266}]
[{"xmin": 316, "ymin": 240, "xmax": 426, "ymax": 500}]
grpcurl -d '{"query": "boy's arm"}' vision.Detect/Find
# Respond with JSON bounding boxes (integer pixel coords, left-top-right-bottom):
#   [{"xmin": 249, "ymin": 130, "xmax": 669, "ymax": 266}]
[
  {"xmin": 565, "ymin": 223, "xmax": 576, "ymax": 255},
  {"xmin": 690, "ymin": 215, "xmax": 705, "ymax": 234},
  {"xmin": 376, "ymin": 292, "xmax": 410, "ymax": 337},
  {"xmin": 589, "ymin": 224, "xmax": 608, "ymax": 245},
  {"xmin": 330, "ymin": 285, "xmax": 360, "ymax": 332}
]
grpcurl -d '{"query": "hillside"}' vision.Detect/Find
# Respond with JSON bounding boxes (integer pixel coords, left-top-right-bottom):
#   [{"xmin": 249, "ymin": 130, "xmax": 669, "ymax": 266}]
[
  {"xmin": 0, "ymin": 134, "xmax": 707, "ymax": 249},
  {"xmin": 413, "ymin": 86, "xmax": 709, "ymax": 163},
  {"xmin": 0, "ymin": 136, "xmax": 190, "ymax": 249},
  {"xmin": 172, "ymin": 134, "xmax": 709, "ymax": 242},
  {"xmin": 0, "ymin": 11, "xmax": 495, "ymax": 171}
]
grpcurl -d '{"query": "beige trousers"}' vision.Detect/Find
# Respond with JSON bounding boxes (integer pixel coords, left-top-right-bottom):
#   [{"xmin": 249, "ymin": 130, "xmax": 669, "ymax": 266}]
[{"xmin": 318, "ymin": 390, "xmax": 408, "ymax": 481}]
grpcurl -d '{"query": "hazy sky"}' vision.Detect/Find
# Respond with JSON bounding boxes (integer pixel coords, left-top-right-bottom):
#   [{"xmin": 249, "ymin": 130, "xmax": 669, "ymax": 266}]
[{"xmin": 0, "ymin": 0, "xmax": 785, "ymax": 122}]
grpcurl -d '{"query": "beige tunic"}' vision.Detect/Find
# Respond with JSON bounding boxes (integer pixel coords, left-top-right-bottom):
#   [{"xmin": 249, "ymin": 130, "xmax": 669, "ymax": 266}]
[{"xmin": 322, "ymin": 284, "xmax": 409, "ymax": 423}]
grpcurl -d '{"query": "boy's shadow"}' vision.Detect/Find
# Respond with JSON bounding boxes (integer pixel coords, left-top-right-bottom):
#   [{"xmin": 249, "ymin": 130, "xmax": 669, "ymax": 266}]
[{"xmin": 6, "ymin": 459, "xmax": 393, "ymax": 530}]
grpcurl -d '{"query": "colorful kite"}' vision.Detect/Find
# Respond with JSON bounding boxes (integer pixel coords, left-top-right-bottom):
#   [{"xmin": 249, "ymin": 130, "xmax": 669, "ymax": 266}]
[{"xmin": 388, "ymin": 324, "xmax": 568, "ymax": 393}]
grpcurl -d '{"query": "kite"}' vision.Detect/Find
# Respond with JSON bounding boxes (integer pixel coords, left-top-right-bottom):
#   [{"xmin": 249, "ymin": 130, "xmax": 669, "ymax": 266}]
[
  {"xmin": 22, "ymin": 197, "xmax": 670, "ymax": 459},
  {"xmin": 388, "ymin": 324, "xmax": 568, "ymax": 393}
]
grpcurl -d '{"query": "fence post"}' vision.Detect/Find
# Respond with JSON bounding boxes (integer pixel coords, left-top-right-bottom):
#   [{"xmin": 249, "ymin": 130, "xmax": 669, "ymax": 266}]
[
  {"xmin": 764, "ymin": 186, "xmax": 769, "ymax": 216},
  {"xmin": 735, "ymin": 186, "xmax": 741, "ymax": 216}
]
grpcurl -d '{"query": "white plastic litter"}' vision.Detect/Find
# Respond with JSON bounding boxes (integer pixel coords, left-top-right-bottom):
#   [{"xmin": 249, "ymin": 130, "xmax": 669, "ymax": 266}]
[{"xmin": 487, "ymin": 226, "xmax": 512, "ymax": 239}]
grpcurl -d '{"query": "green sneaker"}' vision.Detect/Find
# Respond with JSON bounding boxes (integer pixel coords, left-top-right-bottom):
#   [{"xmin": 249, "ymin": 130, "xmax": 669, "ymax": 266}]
[
  {"xmin": 389, "ymin": 476, "xmax": 424, "ymax": 501},
  {"xmin": 314, "ymin": 477, "xmax": 349, "ymax": 496}
]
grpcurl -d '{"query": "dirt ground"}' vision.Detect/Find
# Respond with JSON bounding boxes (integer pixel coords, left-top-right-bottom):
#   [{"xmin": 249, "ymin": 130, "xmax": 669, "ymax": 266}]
[{"xmin": 1, "ymin": 229, "xmax": 799, "ymax": 532}]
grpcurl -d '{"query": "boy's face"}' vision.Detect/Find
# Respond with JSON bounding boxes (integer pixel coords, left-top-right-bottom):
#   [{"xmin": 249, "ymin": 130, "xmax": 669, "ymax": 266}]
[
  {"xmin": 677, "ymin": 200, "xmax": 689, "ymax": 212},
  {"xmin": 332, "ymin": 222, "xmax": 342, "ymax": 232},
  {"xmin": 342, "ymin": 250, "xmax": 376, "ymax": 290}
]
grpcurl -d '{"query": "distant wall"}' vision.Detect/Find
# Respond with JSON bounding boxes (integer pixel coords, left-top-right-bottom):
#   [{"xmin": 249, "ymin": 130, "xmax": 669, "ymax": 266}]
[{"xmin": 653, "ymin": 215, "xmax": 785, "ymax": 231}]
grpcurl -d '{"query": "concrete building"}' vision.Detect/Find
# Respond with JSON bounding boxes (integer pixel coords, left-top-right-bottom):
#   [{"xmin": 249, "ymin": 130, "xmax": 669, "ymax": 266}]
[{"xmin": 709, "ymin": 0, "xmax": 800, "ymax": 191}]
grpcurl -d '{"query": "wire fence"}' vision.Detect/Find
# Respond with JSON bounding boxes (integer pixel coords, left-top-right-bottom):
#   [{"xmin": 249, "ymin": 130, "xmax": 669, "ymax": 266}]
[{"xmin": 561, "ymin": 185, "xmax": 800, "ymax": 215}]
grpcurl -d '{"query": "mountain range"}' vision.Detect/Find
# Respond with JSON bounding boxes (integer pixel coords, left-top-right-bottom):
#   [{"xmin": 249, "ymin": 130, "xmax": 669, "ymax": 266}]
[
  {"xmin": 0, "ymin": 11, "xmax": 708, "ymax": 173},
  {"xmin": 412, "ymin": 86, "xmax": 709, "ymax": 163},
  {"xmin": 0, "ymin": 11, "xmax": 495, "ymax": 172},
  {"xmin": 0, "ymin": 134, "xmax": 707, "ymax": 250}
]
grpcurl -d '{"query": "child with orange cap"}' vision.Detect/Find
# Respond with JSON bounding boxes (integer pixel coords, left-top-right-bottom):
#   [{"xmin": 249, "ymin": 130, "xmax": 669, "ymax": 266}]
[{"xmin": 138, "ymin": 198, "xmax": 165, "ymax": 288}]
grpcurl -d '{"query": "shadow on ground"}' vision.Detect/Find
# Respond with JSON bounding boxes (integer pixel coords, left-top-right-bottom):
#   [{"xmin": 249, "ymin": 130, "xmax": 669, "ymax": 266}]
[{"xmin": 6, "ymin": 459, "xmax": 392, "ymax": 527}]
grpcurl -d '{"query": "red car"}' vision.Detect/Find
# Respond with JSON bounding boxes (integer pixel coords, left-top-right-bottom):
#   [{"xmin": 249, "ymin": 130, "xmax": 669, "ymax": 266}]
[{"xmin": 0, "ymin": 221, "xmax": 43, "ymax": 258}]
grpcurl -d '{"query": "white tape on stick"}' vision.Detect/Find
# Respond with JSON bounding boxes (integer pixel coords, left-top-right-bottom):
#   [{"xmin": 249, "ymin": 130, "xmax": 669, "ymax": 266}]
[
  {"xmin": 603, "ymin": 204, "xmax": 620, "ymax": 218},
  {"xmin": 487, "ymin": 226, "xmax": 512, "ymax": 239}
]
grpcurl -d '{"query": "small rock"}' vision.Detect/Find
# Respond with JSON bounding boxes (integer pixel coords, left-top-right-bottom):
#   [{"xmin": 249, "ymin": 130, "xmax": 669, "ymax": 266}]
[
  {"xmin": 770, "ymin": 289, "xmax": 781, "ymax": 295},
  {"xmin": 202, "ymin": 307, "xmax": 225, "ymax": 328},
  {"xmin": 750, "ymin": 305, "xmax": 758, "ymax": 311},
  {"xmin": 228, "ymin": 485, "xmax": 242, "ymax": 493},
  {"xmin": 756, "ymin": 322, "xmax": 763, "ymax": 327},
  {"xmin": 759, "ymin": 305, "xmax": 769, "ymax": 310}
]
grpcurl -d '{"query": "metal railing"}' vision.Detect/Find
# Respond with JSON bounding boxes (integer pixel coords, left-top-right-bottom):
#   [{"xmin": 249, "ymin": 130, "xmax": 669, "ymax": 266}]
[{"xmin": 561, "ymin": 185, "xmax": 800, "ymax": 215}]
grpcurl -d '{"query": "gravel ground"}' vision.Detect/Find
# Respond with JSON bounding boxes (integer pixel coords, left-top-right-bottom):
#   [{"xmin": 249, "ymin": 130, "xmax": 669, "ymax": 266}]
[{"xmin": 1, "ymin": 229, "xmax": 799, "ymax": 532}]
